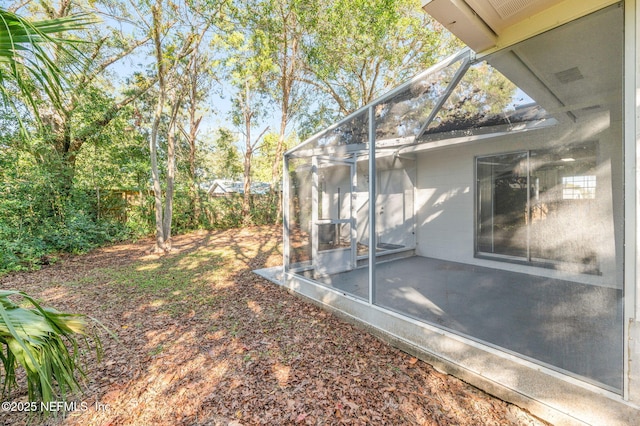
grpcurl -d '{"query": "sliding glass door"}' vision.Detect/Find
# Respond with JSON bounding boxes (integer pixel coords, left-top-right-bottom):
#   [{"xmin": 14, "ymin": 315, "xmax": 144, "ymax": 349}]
[{"xmin": 477, "ymin": 143, "xmax": 604, "ymax": 273}]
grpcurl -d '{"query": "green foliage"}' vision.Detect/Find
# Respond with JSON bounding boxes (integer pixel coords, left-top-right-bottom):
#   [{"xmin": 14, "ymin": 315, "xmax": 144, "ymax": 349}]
[
  {"xmin": 0, "ymin": 290, "xmax": 99, "ymax": 406},
  {"xmin": 0, "ymin": 148, "xmax": 130, "ymax": 274},
  {"xmin": 210, "ymin": 128, "xmax": 243, "ymax": 180},
  {"xmin": 249, "ymin": 192, "xmax": 280, "ymax": 225},
  {"xmin": 201, "ymin": 194, "xmax": 278, "ymax": 229},
  {"xmin": 124, "ymin": 201, "xmax": 156, "ymax": 239},
  {"xmin": 0, "ymin": 8, "xmax": 92, "ymax": 124},
  {"xmin": 0, "ymin": 0, "xmax": 458, "ymax": 269},
  {"xmin": 299, "ymin": 0, "xmax": 459, "ymax": 115},
  {"xmin": 252, "ymin": 131, "xmax": 279, "ymax": 183},
  {"xmin": 43, "ymin": 205, "xmax": 129, "ymax": 255}
]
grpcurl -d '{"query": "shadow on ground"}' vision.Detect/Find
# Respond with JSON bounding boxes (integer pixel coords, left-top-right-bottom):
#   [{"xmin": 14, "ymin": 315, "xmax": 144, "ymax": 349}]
[{"xmin": 0, "ymin": 225, "xmax": 547, "ymax": 426}]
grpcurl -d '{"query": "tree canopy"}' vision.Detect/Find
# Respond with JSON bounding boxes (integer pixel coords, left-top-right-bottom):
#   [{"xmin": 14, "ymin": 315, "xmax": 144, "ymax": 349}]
[{"xmin": 0, "ymin": 0, "xmax": 462, "ymax": 270}]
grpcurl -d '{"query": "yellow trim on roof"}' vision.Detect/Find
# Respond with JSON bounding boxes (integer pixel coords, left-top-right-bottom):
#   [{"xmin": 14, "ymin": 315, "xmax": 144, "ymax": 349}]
[{"xmin": 476, "ymin": 0, "xmax": 620, "ymax": 56}]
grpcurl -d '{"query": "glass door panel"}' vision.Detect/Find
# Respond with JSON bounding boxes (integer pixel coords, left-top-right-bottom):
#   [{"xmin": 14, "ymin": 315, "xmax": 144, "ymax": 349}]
[
  {"xmin": 477, "ymin": 152, "xmax": 529, "ymax": 258},
  {"xmin": 529, "ymin": 144, "xmax": 600, "ymax": 271}
]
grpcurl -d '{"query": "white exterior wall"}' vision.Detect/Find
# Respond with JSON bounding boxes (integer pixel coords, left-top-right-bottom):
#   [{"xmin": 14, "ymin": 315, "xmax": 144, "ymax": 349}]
[
  {"xmin": 415, "ymin": 117, "xmax": 623, "ymax": 288},
  {"xmin": 415, "ymin": 147, "xmax": 474, "ymax": 262}
]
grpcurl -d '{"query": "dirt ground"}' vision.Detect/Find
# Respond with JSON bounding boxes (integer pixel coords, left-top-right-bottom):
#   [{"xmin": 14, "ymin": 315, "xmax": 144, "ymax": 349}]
[{"xmin": 0, "ymin": 226, "xmax": 549, "ymax": 425}]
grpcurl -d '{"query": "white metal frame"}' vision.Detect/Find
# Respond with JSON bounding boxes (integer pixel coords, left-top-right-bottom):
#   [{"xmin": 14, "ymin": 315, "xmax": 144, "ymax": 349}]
[
  {"xmin": 281, "ymin": 0, "xmax": 637, "ymax": 413},
  {"xmin": 624, "ymin": 0, "xmax": 638, "ymax": 402},
  {"xmin": 310, "ymin": 155, "xmax": 358, "ymax": 274}
]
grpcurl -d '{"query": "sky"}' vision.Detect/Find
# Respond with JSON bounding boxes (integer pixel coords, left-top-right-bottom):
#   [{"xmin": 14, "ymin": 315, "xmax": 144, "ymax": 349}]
[{"xmin": 1, "ymin": 0, "xmax": 258, "ymax": 144}]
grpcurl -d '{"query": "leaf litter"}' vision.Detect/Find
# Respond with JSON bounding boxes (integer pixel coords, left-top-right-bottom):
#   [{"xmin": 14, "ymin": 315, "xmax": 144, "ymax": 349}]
[{"xmin": 0, "ymin": 226, "xmax": 549, "ymax": 426}]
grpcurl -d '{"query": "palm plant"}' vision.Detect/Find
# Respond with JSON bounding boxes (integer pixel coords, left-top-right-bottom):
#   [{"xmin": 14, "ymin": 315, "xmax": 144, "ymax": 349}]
[
  {"xmin": 0, "ymin": 290, "xmax": 98, "ymax": 404},
  {"xmin": 0, "ymin": 9, "xmax": 100, "ymax": 408},
  {"xmin": 0, "ymin": 7, "xmax": 90, "ymax": 123}
]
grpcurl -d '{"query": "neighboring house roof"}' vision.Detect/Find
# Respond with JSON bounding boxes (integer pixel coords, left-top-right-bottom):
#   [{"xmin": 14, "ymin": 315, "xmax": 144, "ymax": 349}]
[{"xmin": 206, "ymin": 179, "xmax": 271, "ymax": 196}]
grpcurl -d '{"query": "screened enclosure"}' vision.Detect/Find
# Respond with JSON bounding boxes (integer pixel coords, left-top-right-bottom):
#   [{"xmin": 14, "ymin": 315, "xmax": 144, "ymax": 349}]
[{"xmin": 283, "ymin": 4, "xmax": 624, "ymax": 393}]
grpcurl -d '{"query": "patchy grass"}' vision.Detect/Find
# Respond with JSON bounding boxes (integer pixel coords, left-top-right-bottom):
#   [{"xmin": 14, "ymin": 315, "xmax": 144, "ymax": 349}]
[{"xmin": 0, "ymin": 226, "xmax": 547, "ymax": 426}]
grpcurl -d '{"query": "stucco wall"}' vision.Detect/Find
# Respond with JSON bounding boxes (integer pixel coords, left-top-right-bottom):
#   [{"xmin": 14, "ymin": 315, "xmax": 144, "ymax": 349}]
[{"xmin": 414, "ymin": 116, "xmax": 623, "ymax": 289}]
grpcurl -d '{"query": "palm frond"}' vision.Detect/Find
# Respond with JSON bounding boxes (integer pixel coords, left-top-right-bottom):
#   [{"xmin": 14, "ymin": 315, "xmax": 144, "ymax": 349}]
[
  {"xmin": 0, "ymin": 290, "xmax": 99, "ymax": 406},
  {"xmin": 0, "ymin": 8, "xmax": 93, "ymax": 125}
]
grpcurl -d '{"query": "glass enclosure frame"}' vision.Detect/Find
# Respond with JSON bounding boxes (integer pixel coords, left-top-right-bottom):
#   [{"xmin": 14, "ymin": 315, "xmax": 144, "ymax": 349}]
[{"xmin": 283, "ymin": 3, "xmax": 624, "ymax": 394}]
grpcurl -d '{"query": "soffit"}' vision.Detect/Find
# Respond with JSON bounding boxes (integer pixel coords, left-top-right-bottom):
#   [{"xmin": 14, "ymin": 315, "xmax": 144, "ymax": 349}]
[
  {"xmin": 465, "ymin": 0, "xmax": 560, "ymax": 34},
  {"xmin": 487, "ymin": 4, "xmax": 622, "ymax": 123},
  {"xmin": 422, "ymin": 0, "xmax": 619, "ymax": 53}
]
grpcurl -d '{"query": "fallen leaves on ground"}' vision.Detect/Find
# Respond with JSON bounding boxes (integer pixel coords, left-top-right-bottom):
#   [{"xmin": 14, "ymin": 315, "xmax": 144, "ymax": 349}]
[{"xmin": 0, "ymin": 226, "xmax": 548, "ymax": 426}]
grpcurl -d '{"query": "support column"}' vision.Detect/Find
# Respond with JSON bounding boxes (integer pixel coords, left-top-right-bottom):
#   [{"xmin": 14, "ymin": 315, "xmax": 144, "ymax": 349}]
[
  {"xmin": 368, "ymin": 105, "xmax": 376, "ymax": 305},
  {"xmin": 624, "ymin": 0, "xmax": 639, "ymax": 402}
]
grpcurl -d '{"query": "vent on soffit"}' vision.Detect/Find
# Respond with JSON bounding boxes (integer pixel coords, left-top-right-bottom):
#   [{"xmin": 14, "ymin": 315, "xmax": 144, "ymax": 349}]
[
  {"xmin": 555, "ymin": 67, "xmax": 584, "ymax": 84},
  {"xmin": 487, "ymin": 0, "xmax": 536, "ymax": 19}
]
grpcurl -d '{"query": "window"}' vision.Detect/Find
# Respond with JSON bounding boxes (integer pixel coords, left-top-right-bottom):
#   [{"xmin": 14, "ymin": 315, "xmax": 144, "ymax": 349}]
[{"xmin": 562, "ymin": 175, "xmax": 596, "ymax": 199}]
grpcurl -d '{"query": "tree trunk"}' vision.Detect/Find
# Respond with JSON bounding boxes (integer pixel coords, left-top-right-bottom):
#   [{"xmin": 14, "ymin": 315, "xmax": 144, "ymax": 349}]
[
  {"xmin": 242, "ymin": 108, "xmax": 252, "ymax": 222},
  {"xmin": 150, "ymin": 97, "xmax": 165, "ymax": 251},
  {"xmin": 240, "ymin": 79, "xmax": 253, "ymax": 222},
  {"xmin": 187, "ymin": 52, "xmax": 202, "ymax": 227},
  {"xmin": 162, "ymin": 97, "xmax": 181, "ymax": 251},
  {"xmin": 188, "ymin": 131, "xmax": 201, "ymax": 227},
  {"xmin": 162, "ymin": 127, "xmax": 175, "ymax": 252},
  {"xmin": 151, "ymin": 2, "xmax": 167, "ymax": 252}
]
